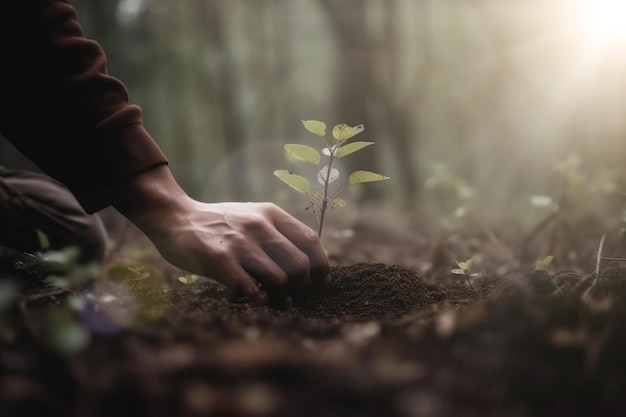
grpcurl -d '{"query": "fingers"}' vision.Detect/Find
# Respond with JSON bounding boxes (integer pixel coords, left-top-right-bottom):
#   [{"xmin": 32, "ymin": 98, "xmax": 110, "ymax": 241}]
[
  {"xmin": 239, "ymin": 245, "xmax": 290, "ymax": 289},
  {"xmin": 239, "ymin": 233, "xmax": 314, "ymax": 307},
  {"xmin": 224, "ymin": 208, "xmax": 329, "ymax": 297},
  {"xmin": 157, "ymin": 202, "xmax": 331, "ymax": 300},
  {"xmin": 270, "ymin": 208, "xmax": 331, "ymax": 287},
  {"xmin": 212, "ymin": 239, "xmax": 294, "ymax": 298},
  {"xmin": 213, "ymin": 255, "xmax": 263, "ymax": 298},
  {"xmin": 260, "ymin": 232, "xmax": 312, "ymax": 287}
]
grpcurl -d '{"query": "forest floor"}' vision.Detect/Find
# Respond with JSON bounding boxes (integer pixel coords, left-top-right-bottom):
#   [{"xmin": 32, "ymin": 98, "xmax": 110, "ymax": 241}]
[{"xmin": 2, "ymin": 210, "xmax": 626, "ymax": 417}]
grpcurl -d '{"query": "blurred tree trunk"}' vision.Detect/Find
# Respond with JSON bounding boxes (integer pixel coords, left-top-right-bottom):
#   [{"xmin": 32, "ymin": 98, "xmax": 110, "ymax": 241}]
[
  {"xmin": 377, "ymin": 0, "xmax": 423, "ymax": 209},
  {"xmin": 318, "ymin": 0, "xmax": 383, "ymax": 202},
  {"xmin": 193, "ymin": 0, "xmax": 249, "ymax": 200},
  {"xmin": 167, "ymin": 3, "xmax": 197, "ymax": 195},
  {"xmin": 319, "ymin": 0, "xmax": 423, "ymax": 208},
  {"xmin": 254, "ymin": 0, "xmax": 294, "ymax": 141}
]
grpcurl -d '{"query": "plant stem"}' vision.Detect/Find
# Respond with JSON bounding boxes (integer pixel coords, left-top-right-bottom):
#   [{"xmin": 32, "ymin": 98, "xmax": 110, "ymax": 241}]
[
  {"xmin": 318, "ymin": 145, "xmax": 337, "ymax": 237},
  {"xmin": 305, "ymin": 192, "xmax": 323, "ymax": 212},
  {"xmin": 318, "ymin": 201, "xmax": 327, "ymax": 237},
  {"xmin": 467, "ymin": 276, "xmax": 475, "ymax": 292}
]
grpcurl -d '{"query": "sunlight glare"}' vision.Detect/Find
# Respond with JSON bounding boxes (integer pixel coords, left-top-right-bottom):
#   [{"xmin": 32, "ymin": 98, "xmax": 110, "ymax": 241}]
[{"xmin": 574, "ymin": 0, "xmax": 626, "ymax": 46}]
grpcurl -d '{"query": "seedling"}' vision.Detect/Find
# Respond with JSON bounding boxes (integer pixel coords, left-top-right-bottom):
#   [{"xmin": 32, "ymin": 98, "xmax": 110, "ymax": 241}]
[
  {"xmin": 274, "ymin": 120, "xmax": 390, "ymax": 237},
  {"xmin": 125, "ymin": 266, "xmax": 150, "ymax": 290},
  {"xmin": 37, "ymin": 229, "xmax": 51, "ymax": 250},
  {"xmin": 43, "ymin": 247, "xmax": 98, "ymax": 290},
  {"xmin": 534, "ymin": 255, "xmax": 554, "ymax": 272},
  {"xmin": 10, "ymin": 230, "xmax": 96, "ymax": 355},
  {"xmin": 178, "ymin": 274, "xmax": 200, "ymax": 285},
  {"xmin": 451, "ymin": 257, "xmax": 479, "ymax": 290}
]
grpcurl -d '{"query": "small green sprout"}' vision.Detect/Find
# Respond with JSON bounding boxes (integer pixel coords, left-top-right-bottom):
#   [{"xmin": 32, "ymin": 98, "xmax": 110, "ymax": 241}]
[
  {"xmin": 534, "ymin": 255, "xmax": 554, "ymax": 272},
  {"xmin": 274, "ymin": 120, "xmax": 390, "ymax": 237},
  {"xmin": 451, "ymin": 257, "xmax": 479, "ymax": 290},
  {"xmin": 0, "ymin": 230, "xmax": 98, "ymax": 355},
  {"xmin": 178, "ymin": 274, "xmax": 200, "ymax": 285},
  {"xmin": 43, "ymin": 247, "xmax": 98, "ymax": 289},
  {"xmin": 125, "ymin": 266, "xmax": 150, "ymax": 290},
  {"xmin": 36, "ymin": 229, "xmax": 51, "ymax": 250}
]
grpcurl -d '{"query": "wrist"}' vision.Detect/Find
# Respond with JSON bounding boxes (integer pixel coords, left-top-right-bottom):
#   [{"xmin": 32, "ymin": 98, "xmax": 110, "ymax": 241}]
[{"xmin": 112, "ymin": 165, "xmax": 191, "ymax": 235}]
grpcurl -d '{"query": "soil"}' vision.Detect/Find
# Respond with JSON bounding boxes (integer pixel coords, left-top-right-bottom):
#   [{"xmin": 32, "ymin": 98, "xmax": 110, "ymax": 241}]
[{"xmin": 2, "ymin": 219, "xmax": 626, "ymax": 417}]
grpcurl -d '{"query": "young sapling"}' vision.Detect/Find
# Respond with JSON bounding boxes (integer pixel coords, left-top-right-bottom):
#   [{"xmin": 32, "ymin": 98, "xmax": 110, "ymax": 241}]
[
  {"xmin": 178, "ymin": 274, "xmax": 200, "ymax": 285},
  {"xmin": 451, "ymin": 257, "xmax": 479, "ymax": 290},
  {"xmin": 534, "ymin": 255, "xmax": 554, "ymax": 272},
  {"xmin": 274, "ymin": 120, "xmax": 390, "ymax": 237},
  {"xmin": 125, "ymin": 266, "xmax": 150, "ymax": 290}
]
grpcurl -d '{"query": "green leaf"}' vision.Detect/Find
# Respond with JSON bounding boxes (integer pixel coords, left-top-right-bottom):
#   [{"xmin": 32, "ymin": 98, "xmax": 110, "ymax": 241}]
[
  {"xmin": 535, "ymin": 255, "xmax": 554, "ymax": 271},
  {"xmin": 37, "ymin": 229, "xmax": 50, "ymax": 249},
  {"xmin": 348, "ymin": 170, "xmax": 390, "ymax": 185},
  {"xmin": 330, "ymin": 199, "xmax": 346, "ymax": 209},
  {"xmin": 335, "ymin": 141, "xmax": 374, "ymax": 158},
  {"xmin": 284, "ymin": 144, "xmax": 321, "ymax": 165},
  {"xmin": 301, "ymin": 120, "xmax": 326, "ymax": 136},
  {"xmin": 457, "ymin": 258, "xmax": 474, "ymax": 273},
  {"xmin": 332, "ymin": 123, "xmax": 365, "ymax": 141},
  {"xmin": 274, "ymin": 170, "xmax": 311, "ymax": 193},
  {"xmin": 451, "ymin": 268, "xmax": 465, "ymax": 275},
  {"xmin": 178, "ymin": 274, "xmax": 200, "ymax": 285}
]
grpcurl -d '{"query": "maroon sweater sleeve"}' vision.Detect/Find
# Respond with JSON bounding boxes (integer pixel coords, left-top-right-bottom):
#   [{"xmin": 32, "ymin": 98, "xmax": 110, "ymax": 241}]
[{"xmin": 0, "ymin": 0, "xmax": 168, "ymax": 213}]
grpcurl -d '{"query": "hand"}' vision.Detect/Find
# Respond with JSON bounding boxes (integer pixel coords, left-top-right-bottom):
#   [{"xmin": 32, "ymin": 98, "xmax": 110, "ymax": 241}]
[
  {"xmin": 113, "ymin": 166, "xmax": 330, "ymax": 297},
  {"xmin": 150, "ymin": 200, "xmax": 330, "ymax": 297}
]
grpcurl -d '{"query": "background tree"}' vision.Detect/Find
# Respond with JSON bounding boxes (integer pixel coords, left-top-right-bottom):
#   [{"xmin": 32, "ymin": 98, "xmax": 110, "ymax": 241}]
[{"xmin": 2, "ymin": 0, "xmax": 626, "ymax": 237}]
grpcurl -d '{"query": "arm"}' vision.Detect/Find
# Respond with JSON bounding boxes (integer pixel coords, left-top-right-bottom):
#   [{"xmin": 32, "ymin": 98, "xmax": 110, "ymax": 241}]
[
  {"xmin": 1, "ymin": 0, "xmax": 167, "ymax": 212},
  {"xmin": 113, "ymin": 165, "xmax": 331, "ymax": 296},
  {"xmin": 0, "ymin": 1, "xmax": 330, "ymax": 295}
]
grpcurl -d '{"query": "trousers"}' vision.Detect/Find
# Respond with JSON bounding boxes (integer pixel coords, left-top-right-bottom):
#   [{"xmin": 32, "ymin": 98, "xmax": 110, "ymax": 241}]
[{"xmin": 0, "ymin": 166, "xmax": 107, "ymax": 271}]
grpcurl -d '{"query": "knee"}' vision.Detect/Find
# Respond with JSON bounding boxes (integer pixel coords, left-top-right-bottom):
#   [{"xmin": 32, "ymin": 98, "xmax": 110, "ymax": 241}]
[{"xmin": 0, "ymin": 170, "xmax": 109, "ymax": 264}]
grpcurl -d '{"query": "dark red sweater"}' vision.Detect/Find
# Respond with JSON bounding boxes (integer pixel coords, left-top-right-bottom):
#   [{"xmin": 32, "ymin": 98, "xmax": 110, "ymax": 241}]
[{"xmin": 0, "ymin": 0, "xmax": 168, "ymax": 213}]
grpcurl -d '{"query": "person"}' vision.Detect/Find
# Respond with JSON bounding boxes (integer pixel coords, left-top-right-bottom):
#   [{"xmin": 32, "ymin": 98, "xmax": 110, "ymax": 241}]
[{"xmin": 0, "ymin": 1, "xmax": 330, "ymax": 297}]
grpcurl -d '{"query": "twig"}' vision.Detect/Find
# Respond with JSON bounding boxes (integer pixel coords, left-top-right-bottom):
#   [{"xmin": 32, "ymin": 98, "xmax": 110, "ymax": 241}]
[
  {"xmin": 600, "ymin": 257, "xmax": 626, "ymax": 262},
  {"xmin": 580, "ymin": 234, "xmax": 608, "ymax": 303},
  {"xmin": 318, "ymin": 146, "xmax": 337, "ymax": 238},
  {"xmin": 595, "ymin": 234, "xmax": 606, "ymax": 276}
]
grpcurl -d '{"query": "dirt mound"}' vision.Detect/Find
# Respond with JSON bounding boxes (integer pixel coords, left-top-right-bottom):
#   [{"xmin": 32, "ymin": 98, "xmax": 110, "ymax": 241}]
[{"xmin": 292, "ymin": 263, "xmax": 445, "ymax": 321}]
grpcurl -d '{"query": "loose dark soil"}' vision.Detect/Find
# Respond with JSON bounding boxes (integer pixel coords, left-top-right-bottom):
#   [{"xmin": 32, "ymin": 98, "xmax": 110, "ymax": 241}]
[{"xmin": 2, "ymin": 225, "xmax": 626, "ymax": 417}]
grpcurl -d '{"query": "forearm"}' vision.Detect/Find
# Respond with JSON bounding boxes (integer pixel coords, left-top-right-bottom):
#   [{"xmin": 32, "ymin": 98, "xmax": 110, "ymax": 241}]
[
  {"xmin": 0, "ymin": 0, "xmax": 168, "ymax": 212},
  {"xmin": 111, "ymin": 165, "xmax": 191, "ymax": 235}
]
